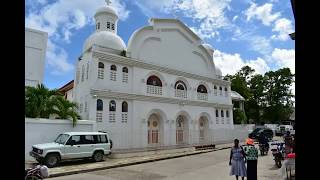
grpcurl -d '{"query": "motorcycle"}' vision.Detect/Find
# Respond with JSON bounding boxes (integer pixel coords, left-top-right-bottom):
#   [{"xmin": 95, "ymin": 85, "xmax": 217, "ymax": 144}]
[
  {"xmin": 25, "ymin": 164, "xmax": 49, "ymax": 180},
  {"xmin": 271, "ymin": 142, "xmax": 285, "ymax": 168},
  {"xmin": 259, "ymin": 143, "xmax": 269, "ymax": 156}
]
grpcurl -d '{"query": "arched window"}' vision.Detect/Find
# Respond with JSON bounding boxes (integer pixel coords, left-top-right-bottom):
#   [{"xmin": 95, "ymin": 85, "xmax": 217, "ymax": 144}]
[
  {"xmin": 147, "ymin": 75, "xmax": 162, "ymax": 87},
  {"xmin": 197, "ymin": 85, "xmax": 207, "ymax": 93},
  {"xmin": 226, "ymin": 110, "xmax": 229, "ymax": 118},
  {"xmin": 219, "ymin": 86, "xmax": 223, "ymax": 91},
  {"xmin": 98, "ymin": 62, "xmax": 104, "ymax": 68},
  {"xmin": 86, "ymin": 63, "xmax": 89, "ymax": 79},
  {"xmin": 110, "ymin": 65, "xmax": 117, "ymax": 81},
  {"xmin": 221, "ymin": 110, "xmax": 224, "ymax": 117},
  {"xmin": 109, "ymin": 100, "xmax": 116, "ymax": 111},
  {"xmin": 122, "ymin": 67, "xmax": 128, "ymax": 73},
  {"xmin": 97, "ymin": 99, "xmax": 103, "ymax": 111},
  {"xmin": 224, "ymin": 87, "xmax": 228, "ymax": 91},
  {"xmin": 110, "ymin": 65, "xmax": 117, "ymax": 71},
  {"xmin": 121, "ymin": 101, "xmax": 128, "ymax": 123},
  {"xmin": 96, "ymin": 22, "xmax": 100, "ymax": 30},
  {"xmin": 175, "ymin": 80, "xmax": 187, "ymax": 90},
  {"xmin": 122, "ymin": 101, "xmax": 128, "ymax": 112},
  {"xmin": 122, "ymin": 67, "xmax": 128, "ymax": 83},
  {"xmin": 98, "ymin": 62, "xmax": 104, "ymax": 79},
  {"xmin": 213, "ymin": 85, "xmax": 218, "ymax": 95},
  {"xmin": 216, "ymin": 110, "xmax": 219, "ymax": 117},
  {"xmin": 81, "ymin": 65, "xmax": 85, "ymax": 82}
]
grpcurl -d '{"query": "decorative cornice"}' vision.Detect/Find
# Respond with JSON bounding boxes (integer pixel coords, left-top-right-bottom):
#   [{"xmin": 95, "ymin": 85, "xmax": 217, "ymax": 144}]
[
  {"xmin": 91, "ymin": 48, "xmax": 230, "ymax": 86},
  {"xmin": 90, "ymin": 89, "xmax": 233, "ymax": 109}
]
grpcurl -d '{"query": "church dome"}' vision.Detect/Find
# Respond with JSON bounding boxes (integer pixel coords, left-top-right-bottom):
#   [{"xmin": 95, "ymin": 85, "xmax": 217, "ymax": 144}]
[
  {"xmin": 215, "ymin": 66, "xmax": 222, "ymax": 78},
  {"xmin": 83, "ymin": 31, "xmax": 126, "ymax": 53}
]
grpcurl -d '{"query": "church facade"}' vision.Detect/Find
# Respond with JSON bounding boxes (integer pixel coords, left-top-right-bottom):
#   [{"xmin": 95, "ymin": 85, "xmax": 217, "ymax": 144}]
[{"xmin": 73, "ymin": 3, "xmax": 234, "ymax": 150}]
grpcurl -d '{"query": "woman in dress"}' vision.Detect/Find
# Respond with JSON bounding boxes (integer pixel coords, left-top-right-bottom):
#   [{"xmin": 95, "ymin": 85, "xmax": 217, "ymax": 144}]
[{"xmin": 229, "ymin": 139, "xmax": 247, "ymax": 180}]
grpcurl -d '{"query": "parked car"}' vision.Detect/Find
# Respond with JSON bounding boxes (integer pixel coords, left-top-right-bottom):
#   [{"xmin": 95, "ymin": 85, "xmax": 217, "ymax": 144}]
[
  {"xmin": 248, "ymin": 128, "xmax": 273, "ymax": 140},
  {"xmin": 275, "ymin": 125, "xmax": 294, "ymax": 136},
  {"xmin": 29, "ymin": 132, "xmax": 112, "ymax": 168}
]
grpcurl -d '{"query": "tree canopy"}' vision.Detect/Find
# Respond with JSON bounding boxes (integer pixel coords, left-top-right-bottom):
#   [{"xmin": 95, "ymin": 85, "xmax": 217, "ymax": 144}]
[
  {"xmin": 227, "ymin": 66, "xmax": 294, "ymax": 124},
  {"xmin": 25, "ymin": 84, "xmax": 80, "ymax": 126}
]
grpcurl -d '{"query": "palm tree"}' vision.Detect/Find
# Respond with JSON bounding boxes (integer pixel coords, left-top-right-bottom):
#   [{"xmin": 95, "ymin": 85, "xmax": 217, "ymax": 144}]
[
  {"xmin": 25, "ymin": 84, "xmax": 80, "ymax": 126},
  {"xmin": 51, "ymin": 96, "xmax": 80, "ymax": 127},
  {"xmin": 25, "ymin": 84, "xmax": 60, "ymax": 118}
]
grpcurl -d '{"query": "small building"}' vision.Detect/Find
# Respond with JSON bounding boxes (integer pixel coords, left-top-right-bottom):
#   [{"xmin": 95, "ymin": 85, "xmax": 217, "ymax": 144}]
[
  {"xmin": 25, "ymin": 28, "xmax": 48, "ymax": 87},
  {"xmin": 231, "ymin": 91, "xmax": 245, "ymax": 111},
  {"xmin": 58, "ymin": 80, "xmax": 74, "ymax": 102}
]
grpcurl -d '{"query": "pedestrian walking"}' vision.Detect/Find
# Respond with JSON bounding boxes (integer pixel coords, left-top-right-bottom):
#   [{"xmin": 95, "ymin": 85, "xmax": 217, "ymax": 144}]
[
  {"xmin": 243, "ymin": 138, "xmax": 258, "ymax": 180},
  {"xmin": 229, "ymin": 139, "xmax": 247, "ymax": 180}
]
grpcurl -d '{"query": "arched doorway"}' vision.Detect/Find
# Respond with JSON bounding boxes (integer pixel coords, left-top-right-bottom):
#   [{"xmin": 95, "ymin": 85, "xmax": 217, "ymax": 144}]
[
  {"xmin": 176, "ymin": 115, "xmax": 189, "ymax": 144},
  {"xmin": 148, "ymin": 114, "xmax": 161, "ymax": 145},
  {"xmin": 199, "ymin": 116, "xmax": 209, "ymax": 143}
]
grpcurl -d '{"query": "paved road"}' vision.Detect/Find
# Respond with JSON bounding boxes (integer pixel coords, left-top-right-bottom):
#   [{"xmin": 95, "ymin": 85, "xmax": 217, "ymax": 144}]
[{"xmin": 50, "ymin": 148, "xmax": 282, "ymax": 180}]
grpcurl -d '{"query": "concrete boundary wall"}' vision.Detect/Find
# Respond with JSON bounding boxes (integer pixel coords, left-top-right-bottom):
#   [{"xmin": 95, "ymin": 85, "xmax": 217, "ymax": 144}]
[{"xmin": 25, "ymin": 118, "xmax": 97, "ymax": 161}]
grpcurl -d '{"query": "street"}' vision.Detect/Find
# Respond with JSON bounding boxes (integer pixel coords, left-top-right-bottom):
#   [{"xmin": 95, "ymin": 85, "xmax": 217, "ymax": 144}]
[{"xmin": 50, "ymin": 148, "xmax": 282, "ymax": 180}]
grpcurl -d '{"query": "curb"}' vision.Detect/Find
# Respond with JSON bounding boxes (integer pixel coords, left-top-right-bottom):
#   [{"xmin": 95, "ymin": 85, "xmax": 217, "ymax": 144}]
[{"xmin": 48, "ymin": 146, "xmax": 232, "ymax": 178}]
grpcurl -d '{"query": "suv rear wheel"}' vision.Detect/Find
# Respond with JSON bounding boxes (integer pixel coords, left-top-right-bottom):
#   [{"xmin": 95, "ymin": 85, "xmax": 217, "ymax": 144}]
[
  {"xmin": 93, "ymin": 151, "xmax": 104, "ymax": 162},
  {"xmin": 44, "ymin": 153, "xmax": 60, "ymax": 168}
]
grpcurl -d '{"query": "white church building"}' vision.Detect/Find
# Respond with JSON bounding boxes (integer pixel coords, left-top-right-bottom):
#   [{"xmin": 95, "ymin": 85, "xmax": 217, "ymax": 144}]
[{"xmin": 73, "ymin": 3, "xmax": 235, "ymax": 150}]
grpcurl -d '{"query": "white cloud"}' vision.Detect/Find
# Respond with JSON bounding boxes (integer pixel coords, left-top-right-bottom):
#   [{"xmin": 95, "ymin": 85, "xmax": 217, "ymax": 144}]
[
  {"xmin": 26, "ymin": 0, "xmax": 130, "ymax": 39},
  {"xmin": 135, "ymin": 0, "xmax": 232, "ymax": 40},
  {"xmin": 245, "ymin": 3, "xmax": 280, "ymax": 26},
  {"xmin": 232, "ymin": 15, "xmax": 238, "ymax": 22},
  {"xmin": 271, "ymin": 48, "xmax": 295, "ymax": 73},
  {"xmin": 213, "ymin": 50, "xmax": 269, "ymax": 76},
  {"xmin": 46, "ymin": 40, "xmax": 74, "ymax": 75},
  {"xmin": 271, "ymin": 18, "xmax": 294, "ymax": 41},
  {"xmin": 25, "ymin": 0, "xmax": 130, "ymax": 75},
  {"xmin": 250, "ymin": 36, "xmax": 273, "ymax": 55},
  {"xmin": 232, "ymin": 29, "xmax": 273, "ymax": 56}
]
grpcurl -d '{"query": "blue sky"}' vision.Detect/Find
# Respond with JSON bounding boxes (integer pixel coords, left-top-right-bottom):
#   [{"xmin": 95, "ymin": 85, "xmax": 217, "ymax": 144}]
[{"xmin": 25, "ymin": 0, "xmax": 295, "ymax": 92}]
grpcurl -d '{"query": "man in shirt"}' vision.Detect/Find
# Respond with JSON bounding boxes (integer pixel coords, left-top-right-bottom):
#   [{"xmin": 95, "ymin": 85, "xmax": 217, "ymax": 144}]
[{"xmin": 243, "ymin": 138, "xmax": 258, "ymax": 180}]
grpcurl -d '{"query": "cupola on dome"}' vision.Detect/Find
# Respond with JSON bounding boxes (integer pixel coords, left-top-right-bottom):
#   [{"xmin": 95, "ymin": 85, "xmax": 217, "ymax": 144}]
[{"xmin": 95, "ymin": 6, "xmax": 118, "ymax": 19}]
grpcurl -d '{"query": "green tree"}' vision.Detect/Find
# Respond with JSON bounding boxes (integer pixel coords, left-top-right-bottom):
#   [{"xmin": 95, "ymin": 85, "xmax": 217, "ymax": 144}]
[
  {"xmin": 25, "ymin": 84, "xmax": 60, "ymax": 118},
  {"xmin": 233, "ymin": 108, "xmax": 247, "ymax": 124},
  {"xmin": 262, "ymin": 68, "xmax": 294, "ymax": 123},
  {"xmin": 51, "ymin": 96, "xmax": 80, "ymax": 127},
  {"xmin": 246, "ymin": 74, "xmax": 266, "ymax": 123},
  {"xmin": 228, "ymin": 66, "xmax": 294, "ymax": 124},
  {"xmin": 25, "ymin": 84, "xmax": 81, "ymax": 126}
]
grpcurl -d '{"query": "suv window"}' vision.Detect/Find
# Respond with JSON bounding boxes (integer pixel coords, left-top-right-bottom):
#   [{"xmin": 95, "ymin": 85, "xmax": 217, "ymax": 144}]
[
  {"xmin": 94, "ymin": 135, "xmax": 108, "ymax": 143},
  {"xmin": 81, "ymin": 135, "xmax": 95, "ymax": 144},
  {"xmin": 66, "ymin": 135, "xmax": 81, "ymax": 145},
  {"xmin": 100, "ymin": 135, "xmax": 108, "ymax": 143}
]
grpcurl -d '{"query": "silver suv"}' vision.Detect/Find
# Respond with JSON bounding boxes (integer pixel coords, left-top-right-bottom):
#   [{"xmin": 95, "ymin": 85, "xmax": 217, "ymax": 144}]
[{"xmin": 29, "ymin": 132, "xmax": 112, "ymax": 167}]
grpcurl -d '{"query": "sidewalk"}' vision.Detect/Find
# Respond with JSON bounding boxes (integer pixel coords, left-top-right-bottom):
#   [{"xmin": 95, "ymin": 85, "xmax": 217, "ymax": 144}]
[{"xmin": 26, "ymin": 143, "xmax": 235, "ymax": 178}]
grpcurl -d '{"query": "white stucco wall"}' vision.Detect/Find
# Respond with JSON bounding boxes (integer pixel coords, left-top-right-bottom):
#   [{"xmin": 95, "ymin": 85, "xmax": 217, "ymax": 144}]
[
  {"xmin": 73, "ymin": 17, "xmax": 237, "ymax": 151},
  {"xmin": 66, "ymin": 89, "xmax": 74, "ymax": 102},
  {"xmin": 25, "ymin": 118, "xmax": 96, "ymax": 161},
  {"xmin": 25, "ymin": 28, "xmax": 48, "ymax": 87}
]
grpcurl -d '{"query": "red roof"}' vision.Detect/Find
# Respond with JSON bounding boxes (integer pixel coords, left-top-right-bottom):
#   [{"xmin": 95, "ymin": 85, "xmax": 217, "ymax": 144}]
[{"xmin": 58, "ymin": 80, "xmax": 74, "ymax": 93}]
